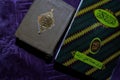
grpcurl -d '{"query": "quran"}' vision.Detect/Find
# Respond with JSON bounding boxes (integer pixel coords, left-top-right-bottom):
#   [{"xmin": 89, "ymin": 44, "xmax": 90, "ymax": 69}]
[
  {"xmin": 55, "ymin": 0, "xmax": 120, "ymax": 80},
  {"xmin": 15, "ymin": 0, "xmax": 78, "ymax": 59}
]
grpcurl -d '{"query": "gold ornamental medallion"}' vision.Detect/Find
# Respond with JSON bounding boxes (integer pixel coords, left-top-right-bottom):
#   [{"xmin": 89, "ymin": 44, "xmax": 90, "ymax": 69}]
[
  {"xmin": 90, "ymin": 38, "xmax": 101, "ymax": 54},
  {"xmin": 37, "ymin": 9, "xmax": 55, "ymax": 34}
]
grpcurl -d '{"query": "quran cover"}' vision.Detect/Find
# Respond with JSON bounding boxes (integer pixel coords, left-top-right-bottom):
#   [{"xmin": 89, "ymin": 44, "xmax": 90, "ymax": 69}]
[
  {"xmin": 55, "ymin": 0, "xmax": 120, "ymax": 80},
  {"xmin": 15, "ymin": 0, "xmax": 81, "ymax": 59}
]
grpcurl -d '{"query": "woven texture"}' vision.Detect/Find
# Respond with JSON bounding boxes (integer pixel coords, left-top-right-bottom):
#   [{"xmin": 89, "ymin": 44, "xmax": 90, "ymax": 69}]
[
  {"xmin": 56, "ymin": 0, "xmax": 120, "ymax": 80},
  {"xmin": 0, "ymin": 0, "xmax": 120, "ymax": 80}
]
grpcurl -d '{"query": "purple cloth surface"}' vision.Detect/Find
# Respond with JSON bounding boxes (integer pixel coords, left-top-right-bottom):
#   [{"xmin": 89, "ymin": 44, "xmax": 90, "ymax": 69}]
[{"xmin": 0, "ymin": 0, "xmax": 119, "ymax": 80}]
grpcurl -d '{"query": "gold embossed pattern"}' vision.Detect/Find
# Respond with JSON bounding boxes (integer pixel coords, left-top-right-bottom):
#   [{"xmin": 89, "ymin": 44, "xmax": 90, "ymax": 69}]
[{"xmin": 38, "ymin": 9, "xmax": 55, "ymax": 34}]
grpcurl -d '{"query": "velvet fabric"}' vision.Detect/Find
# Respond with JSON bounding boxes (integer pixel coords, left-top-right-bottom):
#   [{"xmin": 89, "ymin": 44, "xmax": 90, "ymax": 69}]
[{"xmin": 0, "ymin": 0, "xmax": 119, "ymax": 80}]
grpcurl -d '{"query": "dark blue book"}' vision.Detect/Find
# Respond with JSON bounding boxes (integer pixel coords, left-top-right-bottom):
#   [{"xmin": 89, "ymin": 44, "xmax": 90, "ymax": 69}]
[{"xmin": 55, "ymin": 0, "xmax": 120, "ymax": 80}]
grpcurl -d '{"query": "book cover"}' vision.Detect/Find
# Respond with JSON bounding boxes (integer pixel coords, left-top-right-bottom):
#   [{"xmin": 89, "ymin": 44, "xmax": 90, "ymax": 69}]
[
  {"xmin": 15, "ymin": 0, "xmax": 78, "ymax": 59},
  {"xmin": 55, "ymin": 0, "xmax": 120, "ymax": 80}
]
